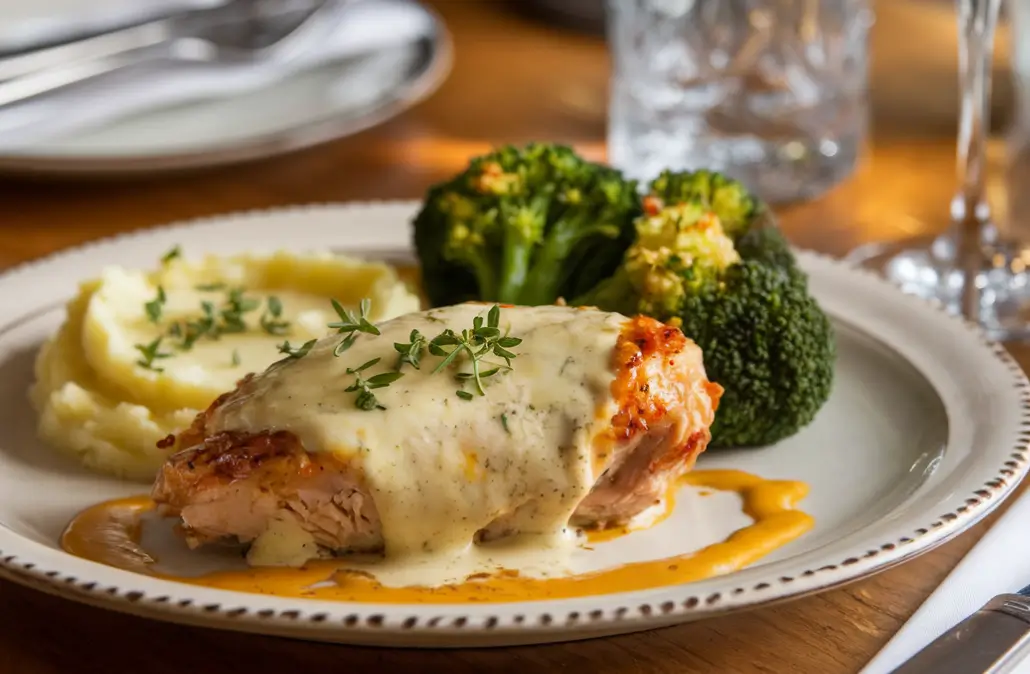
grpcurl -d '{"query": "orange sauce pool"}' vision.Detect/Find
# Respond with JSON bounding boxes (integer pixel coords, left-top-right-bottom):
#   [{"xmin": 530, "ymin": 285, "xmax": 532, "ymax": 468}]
[{"xmin": 61, "ymin": 469, "xmax": 813, "ymax": 604}]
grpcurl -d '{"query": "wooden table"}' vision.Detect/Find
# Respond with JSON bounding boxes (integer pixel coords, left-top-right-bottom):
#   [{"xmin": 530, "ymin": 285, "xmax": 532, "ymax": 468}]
[{"xmin": 1, "ymin": 1, "xmax": 1028, "ymax": 672}]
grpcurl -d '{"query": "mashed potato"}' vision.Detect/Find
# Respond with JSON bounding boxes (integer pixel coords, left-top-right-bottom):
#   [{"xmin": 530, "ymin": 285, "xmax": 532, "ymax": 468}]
[{"xmin": 31, "ymin": 250, "xmax": 421, "ymax": 482}]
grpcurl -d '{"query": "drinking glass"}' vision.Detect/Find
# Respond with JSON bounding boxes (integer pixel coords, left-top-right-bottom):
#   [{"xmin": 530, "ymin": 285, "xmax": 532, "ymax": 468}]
[
  {"xmin": 1008, "ymin": 0, "xmax": 1030, "ymax": 229},
  {"xmin": 1013, "ymin": 0, "xmax": 1030, "ymax": 135},
  {"xmin": 846, "ymin": 0, "xmax": 1030, "ymax": 340},
  {"xmin": 606, "ymin": 0, "xmax": 873, "ymax": 205}
]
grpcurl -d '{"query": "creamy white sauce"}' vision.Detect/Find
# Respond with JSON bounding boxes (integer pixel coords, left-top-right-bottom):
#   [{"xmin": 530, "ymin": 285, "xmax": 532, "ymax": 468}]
[{"xmin": 207, "ymin": 304, "xmax": 627, "ymax": 582}]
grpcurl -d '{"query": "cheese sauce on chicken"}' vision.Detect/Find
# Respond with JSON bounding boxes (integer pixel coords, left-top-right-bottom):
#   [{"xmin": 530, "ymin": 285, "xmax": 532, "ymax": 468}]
[{"xmin": 151, "ymin": 304, "xmax": 722, "ymax": 584}]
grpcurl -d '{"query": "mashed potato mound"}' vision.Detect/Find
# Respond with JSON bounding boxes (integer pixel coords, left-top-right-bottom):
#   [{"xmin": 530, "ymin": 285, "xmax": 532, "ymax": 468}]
[{"xmin": 31, "ymin": 250, "xmax": 421, "ymax": 482}]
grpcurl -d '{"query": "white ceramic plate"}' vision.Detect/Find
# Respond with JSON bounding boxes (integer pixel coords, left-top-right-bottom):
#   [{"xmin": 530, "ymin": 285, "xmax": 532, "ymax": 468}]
[
  {"xmin": 0, "ymin": 202, "xmax": 1027, "ymax": 648},
  {"xmin": 0, "ymin": 0, "xmax": 224, "ymax": 52},
  {"xmin": 0, "ymin": 8, "xmax": 451, "ymax": 177}
]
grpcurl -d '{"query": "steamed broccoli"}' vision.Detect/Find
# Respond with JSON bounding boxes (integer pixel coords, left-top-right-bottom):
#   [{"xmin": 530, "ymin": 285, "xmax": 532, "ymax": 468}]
[
  {"xmin": 574, "ymin": 179, "xmax": 834, "ymax": 448},
  {"xmin": 674, "ymin": 261, "xmax": 835, "ymax": 447},
  {"xmin": 579, "ymin": 201, "xmax": 741, "ymax": 317},
  {"xmin": 648, "ymin": 169, "xmax": 761, "ymax": 240},
  {"xmin": 733, "ymin": 218, "xmax": 799, "ymax": 270},
  {"xmin": 412, "ymin": 143, "xmax": 640, "ymax": 307}
]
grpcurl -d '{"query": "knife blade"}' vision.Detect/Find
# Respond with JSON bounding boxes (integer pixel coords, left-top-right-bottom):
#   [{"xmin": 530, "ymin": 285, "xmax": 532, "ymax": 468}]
[{"xmin": 890, "ymin": 583, "xmax": 1030, "ymax": 674}]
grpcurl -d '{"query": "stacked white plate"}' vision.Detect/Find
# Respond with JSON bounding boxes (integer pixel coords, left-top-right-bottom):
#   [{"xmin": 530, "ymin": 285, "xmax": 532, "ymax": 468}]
[{"xmin": 0, "ymin": 0, "xmax": 451, "ymax": 176}]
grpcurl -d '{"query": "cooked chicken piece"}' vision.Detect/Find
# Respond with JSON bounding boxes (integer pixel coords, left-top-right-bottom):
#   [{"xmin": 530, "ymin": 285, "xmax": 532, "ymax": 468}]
[
  {"xmin": 152, "ymin": 304, "xmax": 721, "ymax": 564},
  {"xmin": 154, "ymin": 429, "xmax": 383, "ymax": 552}
]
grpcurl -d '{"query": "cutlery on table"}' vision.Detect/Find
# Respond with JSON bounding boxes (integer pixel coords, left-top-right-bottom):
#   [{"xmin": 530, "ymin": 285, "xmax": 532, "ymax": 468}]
[
  {"xmin": 861, "ymin": 477, "xmax": 1030, "ymax": 674},
  {"xmin": 891, "ymin": 584, "xmax": 1030, "ymax": 673},
  {"xmin": 0, "ymin": 0, "xmax": 345, "ymax": 108}
]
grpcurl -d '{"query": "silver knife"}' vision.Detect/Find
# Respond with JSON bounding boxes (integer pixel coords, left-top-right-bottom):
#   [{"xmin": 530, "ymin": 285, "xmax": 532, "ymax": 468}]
[{"xmin": 891, "ymin": 583, "xmax": 1030, "ymax": 673}]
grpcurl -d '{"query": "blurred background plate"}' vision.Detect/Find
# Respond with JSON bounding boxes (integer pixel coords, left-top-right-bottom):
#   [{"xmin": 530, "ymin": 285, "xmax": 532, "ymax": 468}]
[
  {"xmin": 0, "ymin": 5, "xmax": 451, "ymax": 178},
  {"xmin": 0, "ymin": 0, "xmax": 227, "ymax": 52}
]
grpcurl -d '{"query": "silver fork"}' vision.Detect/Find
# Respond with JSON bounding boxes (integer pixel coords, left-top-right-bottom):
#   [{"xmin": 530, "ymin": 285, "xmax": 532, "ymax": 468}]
[{"xmin": 0, "ymin": 0, "xmax": 343, "ymax": 109}]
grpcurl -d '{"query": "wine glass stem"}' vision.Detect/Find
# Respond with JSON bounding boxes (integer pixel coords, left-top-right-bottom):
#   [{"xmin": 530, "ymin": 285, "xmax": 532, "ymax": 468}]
[{"xmin": 951, "ymin": 0, "xmax": 1002, "ymax": 320}]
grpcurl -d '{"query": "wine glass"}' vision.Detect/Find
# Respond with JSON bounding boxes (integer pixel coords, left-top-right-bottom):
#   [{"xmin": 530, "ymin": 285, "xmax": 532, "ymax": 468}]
[{"xmin": 846, "ymin": 0, "xmax": 1030, "ymax": 341}]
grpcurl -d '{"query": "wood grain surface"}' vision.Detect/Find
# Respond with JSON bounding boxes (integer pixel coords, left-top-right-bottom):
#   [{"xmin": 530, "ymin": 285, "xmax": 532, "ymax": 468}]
[{"xmin": 2, "ymin": 1, "xmax": 1030, "ymax": 672}]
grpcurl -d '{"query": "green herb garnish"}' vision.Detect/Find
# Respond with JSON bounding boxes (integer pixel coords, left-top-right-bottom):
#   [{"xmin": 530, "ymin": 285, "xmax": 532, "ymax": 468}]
[
  {"xmin": 160, "ymin": 246, "xmax": 182, "ymax": 264},
  {"xmin": 328, "ymin": 298, "xmax": 380, "ymax": 335},
  {"xmin": 134, "ymin": 336, "xmax": 172, "ymax": 372},
  {"xmin": 345, "ymin": 357, "xmax": 404, "ymax": 411},
  {"xmin": 231, "ymin": 349, "xmax": 241, "ymax": 367},
  {"xmin": 220, "ymin": 287, "xmax": 260, "ymax": 333},
  {"xmin": 428, "ymin": 305, "xmax": 522, "ymax": 398},
  {"xmin": 259, "ymin": 295, "xmax": 291, "ymax": 336},
  {"xmin": 327, "ymin": 297, "xmax": 379, "ymax": 356},
  {"xmin": 144, "ymin": 285, "xmax": 167, "ymax": 324},
  {"xmin": 393, "ymin": 329, "xmax": 428, "ymax": 370},
  {"xmin": 500, "ymin": 413, "xmax": 511, "ymax": 434},
  {"xmin": 334, "ymin": 333, "xmax": 358, "ymax": 357},
  {"xmin": 277, "ymin": 339, "xmax": 316, "ymax": 360},
  {"xmin": 456, "ymin": 390, "xmax": 474, "ymax": 401},
  {"xmin": 194, "ymin": 282, "xmax": 226, "ymax": 292},
  {"xmin": 172, "ymin": 300, "xmax": 218, "ymax": 350}
]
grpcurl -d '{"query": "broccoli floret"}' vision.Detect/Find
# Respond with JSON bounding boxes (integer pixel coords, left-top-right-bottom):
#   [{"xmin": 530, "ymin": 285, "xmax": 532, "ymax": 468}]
[
  {"xmin": 648, "ymin": 169, "xmax": 761, "ymax": 239},
  {"xmin": 678, "ymin": 262, "xmax": 835, "ymax": 447},
  {"xmin": 734, "ymin": 218, "xmax": 798, "ymax": 269},
  {"xmin": 577, "ymin": 201, "xmax": 740, "ymax": 317},
  {"xmin": 412, "ymin": 143, "xmax": 640, "ymax": 307},
  {"xmin": 574, "ymin": 202, "xmax": 834, "ymax": 448}
]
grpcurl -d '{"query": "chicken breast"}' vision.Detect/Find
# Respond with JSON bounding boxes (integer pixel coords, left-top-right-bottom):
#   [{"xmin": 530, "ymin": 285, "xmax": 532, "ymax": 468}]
[{"xmin": 152, "ymin": 304, "xmax": 722, "ymax": 565}]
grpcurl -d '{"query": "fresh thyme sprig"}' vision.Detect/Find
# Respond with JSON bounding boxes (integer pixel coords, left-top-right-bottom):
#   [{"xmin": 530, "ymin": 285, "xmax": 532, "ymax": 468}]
[
  {"xmin": 329, "ymin": 298, "xmax": 379, "ymax": 334},
  {"xmin": 329, "ymin": 298, "xmax": 379, "ymax": 356},
  {"xmin": 144, "ymin": 285, "xmax": 166, "ymax": 324},
  {"xmin": 345, "ymin": 357, "xmax": 404, "ymax": 410},
  {"xmin": 134, "ymin": 336, "xmax": 172, "ymax": 372},
  {"xmin": 427, "ymin": 305, "xmax": 522, "ymax": 399},
  {"xmin": 160, "ymin": 246, "xmax": 182, "ymax": 265},
  {"xmin": 167, "ymin": 300, "xmax": 217, "ymax": 350},
  {"xmin": 393, "ymin": 329, "xmax": 428, "ymax": 370},
  {"xmin": 164, "ymin": 286, "xmax": 291, "ymax": 352},
  {"xmin": 277, "ymin": 339, "xmax": 316, "ymax": 360},
  {"xmin": 259, "ymin": 295, "xmax": 291, "ymax": 336},
  {"xmin": 220, "ymin": 287, "xmax": 261, "ymax": 333}
]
